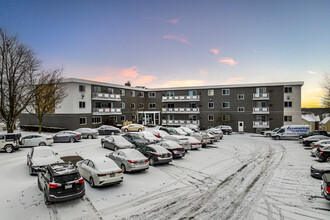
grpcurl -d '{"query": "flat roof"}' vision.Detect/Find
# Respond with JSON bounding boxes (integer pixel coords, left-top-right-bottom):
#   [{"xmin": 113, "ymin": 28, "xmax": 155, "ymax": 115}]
[{"xmin": 64, "ymin": 78, "xmax": 304, "ymax": 91}]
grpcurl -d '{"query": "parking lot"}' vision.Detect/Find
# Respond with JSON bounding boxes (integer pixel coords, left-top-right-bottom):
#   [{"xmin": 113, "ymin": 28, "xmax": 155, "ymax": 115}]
[{"xmin": 0, "ymin": 132, "xmax": 329, "ymax": 220}]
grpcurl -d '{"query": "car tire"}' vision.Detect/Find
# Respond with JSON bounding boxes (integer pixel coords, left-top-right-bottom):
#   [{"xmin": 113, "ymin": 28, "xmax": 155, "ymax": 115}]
[
  {"xmin": 90, "ymin": 177, "xmax": 95, "ymax": 188},
  {"xmin": 266, "ymin": 133, "xmax": 271, "ymax": 137},
  {"xmin": 149, "ymin": 157, "xmax": 155, "ymax": 166},
  {"xmin": 44, "ymin": 193, "xmax": 51, "ymax": 205},
  {"xmin": 39, "ymin": 142, "xmax": 46, "ymax": 146},
  {"xmin": 69, "ymin": 138, "xmax": 75, "ymax": 143},
  {"xmin": 5, "ymin": 145, "xmax": 14, "ymax": 153},
  {"xmin": 87, "ymin": 135, "xmax": 92, "ymax": 139},
  {"xmin": 327, "ymin": 157, "xmax": 330, "ymax": 163},
  {"xmin": 275, "ymin": 136, "xmax": 280, "ymax": 140},
  {"xmin": 138, "ymin": 129, "xmax": 142, "ymax": 132},
  {"xmin": 121, "ymin": 164, "xmax": 126, "ymax": 173},
  {"xmin": 29, "ymin": 165, "xmax": 33, "ymax": 176},
  {"xmin": 124, "ymin": 129, "xmax": 128, "ymax": 132}
]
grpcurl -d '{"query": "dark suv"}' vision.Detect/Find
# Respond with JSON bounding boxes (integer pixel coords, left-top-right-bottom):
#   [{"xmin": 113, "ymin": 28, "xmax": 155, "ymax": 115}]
[
  {"xmin": 37, "ymin": 162, "xmax": 85, "ymax": 205},
  {"xmin": 300, "ymin": 130, "xmax": 329, "ymax": 139}
]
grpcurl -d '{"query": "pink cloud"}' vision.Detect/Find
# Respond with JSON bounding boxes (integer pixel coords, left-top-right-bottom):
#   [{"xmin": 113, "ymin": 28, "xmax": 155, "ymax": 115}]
[
  {"xmin": 135, "ymin": 75, "xmax": 158, "ymax": 84},
  {"xmin": 209, "ymin": 49, "xmax": 219, "ymax": 55},
  {"xmin": 168, "ymin": 18, "xmax": 180, "ymax": 24},
  {"xmin": 225, "ymin": 77, "xmax": 245, "ymax": 84},
  {"xmin": 121, "ymin": 66, "xmax": 139, "ymax": 79},
  {"xmin": 218, "ymin": 57, "xmax": 239, "ymax": 66},
  {"xmin": 199, "ymin": 69, "xmax": 208, "ymax": 75},
  {"xmin": 253, "ymin": 49, "xmax": 258, "ymax": 53},
  {"xmin": 143, "ymin": 16, "xmax": 180, "ymax": 24},
  {"xmin": 163, "ymin": 35, "xmax": 190, "ymax": 44}
]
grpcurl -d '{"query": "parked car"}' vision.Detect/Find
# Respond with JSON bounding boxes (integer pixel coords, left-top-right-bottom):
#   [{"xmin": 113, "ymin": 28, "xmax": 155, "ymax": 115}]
[
  {"xmin": 191, "ymin": 132, "xmax": 211, "ymax": 147},
  {"xmin": 171, "ymin": 127, "xmax": 188, "ymax": 136},
  {"xmin": 313, "ymin": 139, "xmax": 330, "ymax": 148},
  {"xmin": 178, "ymin": 127, "xmax": 194, "ymax": 135},
  {"xmin": 0, "ymin": 133, "xmax": 21, "ymax": 153},
  {"xmin": 139, "ymin": 131, "xmax": 161, "ymax": 143},
  {"xmin": 183, "ymin": 124, "xmax": 200, "ymax": 132},
  {"xmin": 310, "ymin": 163, "xmax": 330, "ymax": 179},
  {"xmin": 300, "ymin": 130, "xmax": 329, "ymax": 139},
  {"xmin": 75, "ymin": 128, "xmax": 99, "ymax": 139},
  {"xmin": 263, "ymin": 128, "xmax": 280, "ymax": 137},
  {"xmin": 162, "ymin": 135, "xmax": 191, "ymax": 151},
  {"xmin": 76, "ymin": 158, "xmax": 123, "ymax": 187},
  {"xmin": 272, "ymin": 125, "xmax": 310, "ymax": 140},
  {"xmin": 316, "ymin": 144, "xmax": 330, "ymax": 162},
  {"xmin": 27, "ymin": 146, "xmax": 63, "ymax": 175},
  {"xmin": 321, "ymin": 173, "xmax": 330, "ymax": 200},
  {"xmin": 53, "ymin": 131, "xmax": 81, "ymax": 143},
  {"xmin": 151, "ymin": 130, "xmax": 169, "ymax": 138},
  {"xmin": 302, "ymin": 135, "xmax": 330, "ymax": 147},
  {"xmin": 206, "ymin": 128, "xmax": 223, "ymax": 140},
  {"xmin": 122, "ymin": 133, "xmax": 150, "ymax": 148},
  {"xmin": 185, "ymin": 136, "xmax": 202, "ymax": 149},
  {"xmin": 159, "ymin": 127, "xmax": 181, "ymax": 135},
  {"xmin": 216, "ymin": 125, "xmax": 233, "ymax": 135},
  {"xmin": 159, "ymin": 140, "xmax": 185, "ymax": 158},
  {"xmin": 97, "ymin": 125, "xmax": 121, "ymax": 135},
  {"xmin": 121, "ymin": 124, "xmax": 145, "ymax": 132},
  {"xmin": 311, "ymin": 147, "xmax": 319, "ymax": 157},
  {"xmin": 206, "ymin": 132, "xmax": 216, "ymax": 143},
  {"xmin": 37, "ymin": 162, "xmax": 85, "ymax": 205},
  {"xmin": 101, "ymin": 135, "xmax": 134, "ymax": 151},
  {"xmin": 106, "ymin": 149, "xmax": 149, "ymax": 172},
  {"xmin": 21, "ymin": 134, "xmax": 53, "ymax": 147},
  {"xmin": 138, "ymin": 144, "xmax": 172, "ymax": 166}
]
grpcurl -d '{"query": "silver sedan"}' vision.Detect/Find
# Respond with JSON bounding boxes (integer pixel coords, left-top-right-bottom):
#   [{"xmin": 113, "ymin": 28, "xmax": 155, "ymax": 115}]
[{"xmin": 75, "ymin": 128, "xmax": 99, "ymax": 139}]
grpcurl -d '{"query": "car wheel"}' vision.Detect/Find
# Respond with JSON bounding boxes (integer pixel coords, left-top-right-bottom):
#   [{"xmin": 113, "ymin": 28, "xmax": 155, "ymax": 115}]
[
  {"xmin": 39, "ymin": 142, "xmax": 46, "ymax": 146},
  {"xmin": 275, "ymin": 136, "xmax": 280, "ymax": 140},
  {"xmin": 90, "ymin": 177, "xmax": 95, "ymax": 188},
  {"xmin": 87, "ymin": 135, "xmax": 92, "ymax": 139},
  {"xmin": 138, "ymin": 129, "xmax": 142, "ymax": 132},
  {"xmin": 111, "ymin": 132, "xmax": 115, "ymax": 135},
  {"xmin": 225, "ymin": 132, "xmax": 229, "ymax": 135},
  {"xmin": 121, "ymin": 164, "xmax": 126, "ymax": 173},
  {"xmin": 29, "ymin": 165, "xmax": 33, "ymax": 176},
  {"xmin": 149, "ymin": 157, "xmax": 155, "ymax": 166},
  {"xmin": 327, "ymin": 157, "xmax": 330, "ymax": 163},
  {"xmin": 5, "ymin": 145, "xmax": 14, "ymax": 153},
  {"xmin": 44, "ymin": 193, "xmax": 51, "ymax": 205},
  {"xmin": 266, "ymin": 133, "xmax": 271, "ymax": 137},
  {"xmin": 124, "ymin": 129, "xmax": 128, "ymax": 132},
  {"xmin": 69, "ymin": 138, "xmax": 75, "ymax": 143}
]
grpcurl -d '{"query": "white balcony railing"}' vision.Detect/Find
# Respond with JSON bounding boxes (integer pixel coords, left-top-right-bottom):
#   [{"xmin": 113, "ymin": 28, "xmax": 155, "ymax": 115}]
[
  {"xmin": 162, "ymin": 108, "xmax": 200, "ymax": 114},
  {"xmin": 162, "ymin": 120, "xmax": 200, "ymax": 125},
  {"xmin": 253, "ymin": 121, "xmax": 270, "ymax": 128},
  {"xmin": 92, "ymin": 93, "xmax": 121, "ymax": 101},
  {"xmin": 92, "ymin": 108, "xmax": 121, "ymax": 115},
  {"xmin": 253, "ymin": 107, "xmax": 269, "ymax": 114},
  {"xmin": 253, "ymin": 93, "xmax": 269, "ymax": 100},
  {"xmin": 162, "ymin": 95, "xmax": 200, "ymax": 102}
]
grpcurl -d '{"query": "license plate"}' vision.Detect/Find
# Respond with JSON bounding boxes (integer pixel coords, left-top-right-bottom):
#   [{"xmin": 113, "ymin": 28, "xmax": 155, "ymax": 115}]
[
  {"xmin": 110, "ymin": 174, "xmax": 115, "ymax": 177},
  {"xmin": 65, "ymin": 184, "xmax": 72, "ymax": 189}
]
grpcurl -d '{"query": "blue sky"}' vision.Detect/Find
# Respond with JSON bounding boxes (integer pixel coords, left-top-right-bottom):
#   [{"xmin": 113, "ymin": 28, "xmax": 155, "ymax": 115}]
[{"xmin": 1, "ymin": 0, "xmax": 329, "ymax": 106}]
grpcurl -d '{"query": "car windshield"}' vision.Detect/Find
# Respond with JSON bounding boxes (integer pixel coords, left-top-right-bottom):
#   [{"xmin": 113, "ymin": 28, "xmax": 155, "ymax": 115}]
[
  {"xmin": 142, "ymin": 132, "xmax": 155, "ymax": 138},
  {"xmin": 34, "ymin": 148, "xmax": 54, "ymax": 157},
  {"xmin": 169, "ymin": 129, "xmax": 179, "ymax": 135},
  {"xmin": 132, "ymin": 134, "xmax": 143, "ymax": 140}
]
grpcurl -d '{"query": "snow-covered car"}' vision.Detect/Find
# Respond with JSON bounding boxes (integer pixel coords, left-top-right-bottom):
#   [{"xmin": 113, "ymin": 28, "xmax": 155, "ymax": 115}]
[
  {"xmin": 159, "ymin": 127, "xmax": 181, "ymax": 135},
  {"xmin": 151, "ymin": 130, "xmax": 169, "ymax": 138},
  {"xmin": 312, "ymin": 139, "xmax": 330, "ymax": 148},
  {"xmin": 138, "ymin": 144, "xmax": 172, "ymax": 166},
  {"xmin": 216, "ymin": 125, "xmax": 233, "ymax": 135},
  {"xmin": 27, "ymin": 146, "xmax": 63, "ymax": 175},
  {"xmin": 106, "ymin": 149, "xmax": 149, "ymax": 172},
  {"xmin": 75, "ymin": 128, "xmax": 99, "ymax": 139},
  {"xmin": 310, "ymin": 163, "xmax": 330, "ymax": 179},
  {"xmin": 76, "ymin": 157, "xmax": 123, "ymax": 187},
  {"xmin": 178, "ymin": 127, "xmax": 194, "ymax": 135},
  {"xmin": 171, "ymin": 127, "xmax": 188, "ymax": 136},
  {"xmin": 162, "ymin": 135, "xmax": 191, "ymax": 151},
  {"xmin": 122, "ymin": 133, "xmax": 150, "ymax": 148},
  {"xmin": 311, "ymin": 147, "xmax": 319, "ymax": 157},
  {"xmin": 97, "ymin": 125, "xmax": 121, "ymax": 135},
  {"xmin": 316, "ymin": 144, "xmax": 330, "ymax": 162},
  {"xmin": 183, "ymin": 124, "xmax": 200, "ymax": 132},
  {"xmin": 191, "ymin": 132, "xmax": 211, "ymax": 147},
  {"xmin": 263, "ymin": 128, "xmax": 280, "ymax": 137},
  {"xmin": 321, "ymin": 173, "xmax": 330, "ymax": 200},
  {"xmin": 206, "ymin": 128, "xmax": 223, "ymax": 140},
  {"xmin": 139, "ymin": 131, "xmax": 161, "ymax": 143},
  {"xmin": 206, "ymin": 132, "xmax": 216, "ymax": 143},
  {"xmin": 186, "ymin": 136, "xmax": 202, "ymax": 149},
  {"xmin": 53, "ymin": 131, "xmax": 81, "ymax": 143},
  {"xmin": 20, "ymin": 134, "xmax": 53, "ymax": 147},
  {"xmin": 159, "ymin": 140, "xmax": 185, "ymax": 158},
  {"xmin": 0, "ymin": 133, "xmax": 21, "ymax": 153},
  {"xmin": 302, "ymin": 135, "xmax": 330, "ymax": 147},
  {"xmin": 101, "ymin": 135, "xmax": 134, "ymax": 151},
  {"xmin": 121, "ymin": 124, "xmax": 145, "ymax": 132}
]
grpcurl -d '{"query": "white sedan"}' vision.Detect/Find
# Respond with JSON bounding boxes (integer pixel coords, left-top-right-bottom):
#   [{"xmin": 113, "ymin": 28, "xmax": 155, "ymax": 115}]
[
  {"xmin": 77, "ymin": 157, "xmax": 123, "ymax": 187},
  {"xmin": 21, "ymin": 134, "xmax": 54, "ymax": 147},
  {"xmin": 140, "ymin": 131, "xmax": 161, "ymax": 143}
]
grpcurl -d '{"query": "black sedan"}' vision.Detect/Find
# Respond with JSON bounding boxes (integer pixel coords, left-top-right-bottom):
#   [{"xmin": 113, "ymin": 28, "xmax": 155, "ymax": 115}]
[
  {"xmin": 122, "ymin": 133, "xmax": 150, "ymax": 148},
  {"xmin": 101, "ymin": 135, "xmax": 134, "ymax": 151},
  {"xmin": 97, "ymin": 125, "xmax": 121, "ymax": 135},
  {"xmin": 310, "ymin": 163, "xmax": 330, "ymax": 179},
  {"xmin": 321, "ymin": 173, "xmax": 330, "ymax": 200},
  {"xmin": 138, "ymin": 144, "xmax": 172, "ymax": 166},
  {"xmin": 158, "ymin": 140, "xmax": 185, "ymax": 158},
  {"xmin": 316, "ymin": 145, "xmax": 330, "ymax": 162}
]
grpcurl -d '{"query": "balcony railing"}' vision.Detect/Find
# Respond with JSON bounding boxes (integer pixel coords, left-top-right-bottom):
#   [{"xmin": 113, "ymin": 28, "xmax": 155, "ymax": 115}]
[
  {"xmin": 162, "ymin": 108, "xmax": 200, "ymax": 114},
  {"xmin": 253, "ymin": 121, "xmax": 270, "ymax": 128},
  {"xmin": 92, "ymin": 108, "xmax": 121, "ymax": 115},
  {"xmin": 253, "ymin": 93, "xmax": 269, "ymax": 100},
  {"xmin": 162, "ymin": 120, "xmax": 200, "ymax": 125},
  {"xmin": 92, "ymin": 93, "xmax": 121, "ymax": 101},
  {"xmin": 253, "ymin": 107, "xmax": 269, "ymax": 114},
  {"xmin": 162, "ymin": 95, "xmax": 200, "ymax": 102}
]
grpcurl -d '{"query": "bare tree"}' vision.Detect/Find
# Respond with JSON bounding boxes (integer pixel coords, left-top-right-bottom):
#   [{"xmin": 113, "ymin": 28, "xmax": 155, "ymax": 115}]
[
  {"xmin": 0, "ymin": 28, "xmax": 40, "ymax": 133},
  {"xmin": 321, "ymin": 73, "xmax": 330, "ymax": 107},
  {"xmin": 26, "ymin": 69, "xmax": 67, "ymax": 133}
]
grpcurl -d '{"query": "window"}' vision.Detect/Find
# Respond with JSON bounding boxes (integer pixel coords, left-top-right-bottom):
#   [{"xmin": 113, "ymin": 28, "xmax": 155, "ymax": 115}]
[
  {"xmin": 189, "ymin": 115, "xmax": 197, "ymax": 120},
  {"xmin": 256, "ymin": 87, "xmax": 267, "ymax": 94},
  {"xmin": 107, "ymin": 88, "xmax": 114, "ymax": 94},
  {"xmin": 92, "ymin": 116, "xmax": 102, "ymax": 124},
  {"xmin": 120, "ymin": 89, "xmax": 125, "ymax": 96},
  {"xmin": 208, "ymin": 115, "xmax": 214, "ymax": 121},
  {"xmin": 131, "ymin": 91, "xmax": 136, "ymax": 97},
  {"xmin": 284, "ymin": 116, "xmax": 292, "ymax": 122},
  {"xmin": 208, "ymin": 89, "xmax": 214, "ymax": 96},
  {"xmin": 222, "ymin": 114, "xmax": 230, "ymax": 121},
  {"xmin": 167, "ymin": 91, "xmax": 174, "ymax": 97},
  {"xmin": 238, "ymin": 107, "xmax": 244, "ymax": 112},
  {"xmin": 121, "ymin": 115, "xmax": 125, "ymax": 122},
  {"xmin": 148, "ymin": 92, "xmax": 156, "ymax": 98},
  {"xmin": 79, "ymin": 102, "xmax": 85, "ymax": 108},
  {"xmin": 131, "ymin": 103, "xmax": 135, "ymax": 109},
  {"xmin": 109, "ymin": 116, "xmax": 117, "ymax": 122},
  {"xmin": 284, "ymin": 87, "xmax": 292, "ymax": 93},
  {"xmin": 139, "ymin": 92, "xmax": 144, "ymax": 98},
  {"xmin": 189, "ymin": 103, "xmax": 197, "ymax": 108},
  {"xmin": 167, "ymin": 103, "xmax": 174, "ymax": 108},
  {"xmin": 222, "ymin": 89, "xmax": 230, "ymax": 95},
  {"xmin": 79, "ymin": 85, "xmax": 85, "ymax": 92},
  {"xmin": 222, "ymin": 102, "xmax": 230, "ymax": 108},
  {"xmin": 284, "ymin": 101, "xmax": 292, "ymax": 107},
  {"xmin": 208, "ymin": 102, "xmax": 214, "ymax": 108},
  {"xmin": 80, "ymin": 117, "xmax": 87, "ymax": 125},
  {"xmin": 93, "ymin": 86, "xmax": 101, "ymax": 93},
  {"xmin": 139, "ymin": 103, "xmax": 144, "ymax": 109},
  {"xmin": 237, "ymin": 94, "xmax": 244, "ymax": 100},
  {"xmin": 132, "ymin": 115, "xmax": 136, "ymax": 120},
  {"xmin": 149, "ymin": 103, "xmax": 156, "ymax": 109},
  {"xmin": 120, "ymin": 102, "xmax": 125, "ymax": 109},
  {"xmin": 189, "ymin": 90, "xmax": 197, "ymax": 96}
]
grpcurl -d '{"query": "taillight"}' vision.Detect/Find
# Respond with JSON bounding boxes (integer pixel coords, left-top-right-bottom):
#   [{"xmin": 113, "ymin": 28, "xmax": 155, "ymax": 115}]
[
  {"xmin": 48, "ymin": 183, "xmax": 60, "ymax": 189},
  {"xmin": 191, "ymin": 143, "xmax": 196, "ymax": 145},
  {"xmin": 155, "ymin": 154, "xmax": 161, "ymax": 157},
  {"xmin": 77, "ymin": 177, "xmax": 84, "ymax": 183},
  {"xmin": 128, "ymin": 160, "xmax": 137, "ymax": 164},
  {"xmin": 314, "ymin": 144, "xmax": 319, "ymax": 146},
  {"xmin": 46, "ymin": 138, "xmax": 53, "ymax": 140},
  {"xmin": 145, "ymin": 159, "xmax": 149, "ymax": 162},
  {"xmin": 98, "ymin": 174, "xmax": 107, "ymax": 177},
  {"xmin": 320, "ymin": 151, "xmax": 324, "ymax": 153},
  {"xmin": 77, "ymin": 134, "xmax": 80, "ymax": 137},
  {"xmin": 326, "ymin": 186, "xmax": 330, "ymax": 194}
]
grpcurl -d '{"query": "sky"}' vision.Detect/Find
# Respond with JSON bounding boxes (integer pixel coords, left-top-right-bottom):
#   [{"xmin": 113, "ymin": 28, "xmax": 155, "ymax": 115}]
[{"xmin": 0, "ymin": 0, "xmax": 329, "ymax": 107}]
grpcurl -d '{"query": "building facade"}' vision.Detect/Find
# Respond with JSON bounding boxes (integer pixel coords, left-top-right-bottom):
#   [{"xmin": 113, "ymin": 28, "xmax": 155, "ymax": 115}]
[{"xmin": 20, "ymin": 78, "xmax": 304, "ymax": 133}]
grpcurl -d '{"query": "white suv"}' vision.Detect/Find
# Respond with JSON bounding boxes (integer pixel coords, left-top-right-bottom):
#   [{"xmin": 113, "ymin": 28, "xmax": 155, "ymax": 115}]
[{"xmin": 0, "ymin": 133, "xmax": 21, "ymax": 153}]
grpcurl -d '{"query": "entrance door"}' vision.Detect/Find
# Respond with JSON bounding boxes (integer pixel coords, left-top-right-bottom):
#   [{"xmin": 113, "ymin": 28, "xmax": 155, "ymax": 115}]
[{"xmin": 238, "ymin": 121, "xmax": 244, "ymax": 132}]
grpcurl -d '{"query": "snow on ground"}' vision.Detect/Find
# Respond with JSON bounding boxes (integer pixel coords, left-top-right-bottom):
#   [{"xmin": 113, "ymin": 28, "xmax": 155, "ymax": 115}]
[{"xmin": 0, "ymin": 130, "xmax": 329, "ymax": 220}]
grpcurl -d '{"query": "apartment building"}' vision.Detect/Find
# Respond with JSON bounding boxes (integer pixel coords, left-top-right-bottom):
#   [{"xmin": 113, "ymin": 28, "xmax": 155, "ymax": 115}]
[{"xmin": 20, "ymin": 78, "xmax": 304, "ymax": 133}]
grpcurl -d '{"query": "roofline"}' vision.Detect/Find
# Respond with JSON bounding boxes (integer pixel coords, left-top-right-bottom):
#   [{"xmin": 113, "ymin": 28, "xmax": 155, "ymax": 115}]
[{"xmin": 63, "ymin": 78, "xmax": 304, "ymax": 91}]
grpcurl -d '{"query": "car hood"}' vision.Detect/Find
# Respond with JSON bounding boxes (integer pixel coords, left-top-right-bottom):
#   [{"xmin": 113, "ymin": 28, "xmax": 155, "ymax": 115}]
[
  {"xmin": 118, "ymin": 143, "xmax": 134, "ymax": 148},
  {"xmin": 311, "ymin": 163, "xmax": 330, "ymax": 170},
  {"xmin": 31, "ymin": 156, "xmax": 63, "ymax": 167},
  {"xmin": 134, "ymin": 139, "xmax": 149, "ymax": 144}
]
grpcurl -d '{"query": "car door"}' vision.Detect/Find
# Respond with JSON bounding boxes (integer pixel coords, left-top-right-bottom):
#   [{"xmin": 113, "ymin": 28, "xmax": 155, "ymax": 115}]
[
  {"xmin": 78, "ymin": 160, "xmax": 89, "ymax": 178},
  {"xmin": 22, "ymin": 135, "xmax": 33, "ymax": 146},
  {"xmin": 54, "ymin": 132, "xmax": 66, "ymax": 142},
  {"xmin": 111, "ymin": 151, "xmax": 122, "ymax": 166},
  {"xmin": 0, "ymin": 135, "xmax": 5, "ymax": 149},
  {"xmin": 31, "ymin": 135, "xmax": 42, "ymax": 146},
  {"xmin": 86, "ymin": 160, "xmax": 96, "ymax": 179}
]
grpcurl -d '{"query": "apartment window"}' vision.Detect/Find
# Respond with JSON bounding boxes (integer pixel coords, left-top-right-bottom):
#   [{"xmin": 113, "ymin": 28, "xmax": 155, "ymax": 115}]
[
  {"xmin": 120, "ymin": 115, "xmax": 125, "ymax": 122},
  {"xmin": 120, "ymin": 102, "xmax": 125, "ymax": 109},
  {"xmin": 132, "ymin": 115, "xmax": 136, "ymax": 121},
  {"xmin": 189, "ymin": 115, "xmax": 197, "ymax": 120},
  {"xmin": 139, "ymin": 92, "xmax": 144, "ymax": 98},
  {"xmin": 284, "ymin": 116, "xmax": 292, "ymax": 122},
  {"xmin": 237, "ymin": 94, "xmax": 244, "ymax": 100},
  {"xmin": 189, "ymin": 103, "xmax": 197, "ymax": 108},
  {"xmin": 284, "ymin": 101, "xmax": 292, "ymax": 107},
  {"xmin": 107, "ymin": 88, "xmax": 114, "ymax": 94},
  {"xmin": 93, "ymin": 86, "xmax": 101, "ymax": 93},
  {"xmin": 167, "ymin": 103, "xmax": 174, "ymax": 108},
  {"xmin": 208, "ymin": 89, "xmax": 214, "ymax": 96},
  {"xmin": 110, "ymin": 116, "xmax": 117, "ymax": 122},
  {"xmin": 284, "ymin": 87, "xmax": 292, "ymax": 93},
  {"xmin": 80, "ymin": 117, "xmax": 87, "ymax": 125},
  {"xmin": 139, "ymin": 103, "xmax": 144, "ymax": 109},
  {"xmin": 208, "ymin": 102, "xmax": 214, "ymax": 108},
  {"xmin": 120, "ymin": 89, "xmax": 125, "ymax": 96},
  {"xmin": 238, "ymin": 107, "xmax": 244, "ymax": 112},
  {"xmin": 222, "ymin": 89, "xmax": 230, "ymax": 95},
  {"xmin": 222, "ymin": 114, "xmax": 230, "ymax": 121},
  {"xmin": 149, "ymin": 103, "xmax": 156, "ymax": 109},
  {"xmin": 208, "ymin": 114, "xmax": 214, "ymax": 121},
  {"xmin": 222, "ymin": 102, "xmax": 230, "ymax": 108},
  {"xmin": 79, "ymin": 85, "xmax": 85, "ymax": 92},
  {"xmin": 167, "ymin": 91, "xmax": 174, "ymax": 97},
  {"xmin": 148, "ymin": 92, "xmax": 156, "ymax": 98},
  {"xmin": 131, "ymin": 91, "xmax": 136, "ymax": 97},
  {"xmin": 79, "ymin": 102, "xmax": 85, "ymax": 108},
  {"xmin": 92, "ymin": 116, "xmax": 102, "ymax": 124},
  {"xmin": 131, "ymin": 103, "xmax": 135, "ymax": 109},
  {"xmin": 256, "ymin": 87, "xmax": 267, "ymax": 94}
]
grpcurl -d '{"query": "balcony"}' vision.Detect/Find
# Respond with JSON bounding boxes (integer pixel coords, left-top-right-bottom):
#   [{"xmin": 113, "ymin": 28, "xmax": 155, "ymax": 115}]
[
  {"xmin": 162, "ymin": 95, "xmax": 200, "ymax": 102},
  {"xmin": 162, "ymin": 108, "xmax": 200, "ymax": 114},
  {"xmin": 253, "ymin": 93, "xmax": 269, "ymax": 100},
  {"xmin": 253, "ymin": 107, "xmax": 269, "ymax": 114},
  {"xmin": 253, "ymin": 121, "xmax": 270, "ymax": 128},
  {"xmin": 92, "ymin": 93, "xmax": 121, "ymax": 101},
  {"xmin": 92, "ymin": 108, "xmax": 121, "ymax": 115},
  {"xmin": 162, "ymin": 120, "xmax": 200, "ymax": 126}
]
